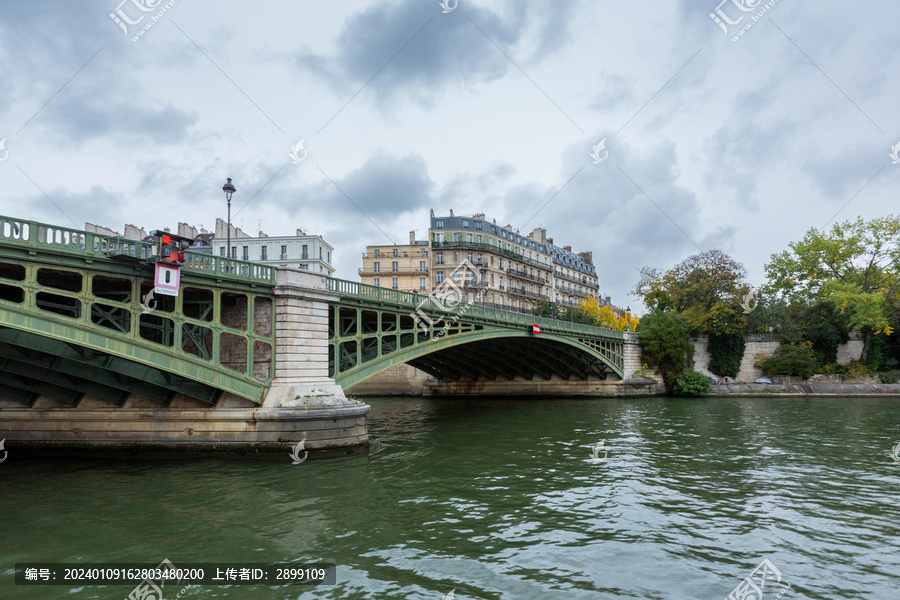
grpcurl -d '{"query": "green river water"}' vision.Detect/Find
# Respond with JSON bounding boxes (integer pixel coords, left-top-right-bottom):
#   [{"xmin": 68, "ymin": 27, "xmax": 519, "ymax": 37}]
[{"xmin": 2, "ymin": 396, "xmax": 900, "ymax": 599}]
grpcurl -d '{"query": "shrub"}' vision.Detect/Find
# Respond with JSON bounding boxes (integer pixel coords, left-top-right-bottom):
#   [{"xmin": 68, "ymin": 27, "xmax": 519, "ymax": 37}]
[
  {"xmin": 632, "ymin": 363, "xmax": 655, "ymax": 379},
  {"xmin": 708, "ymin": 333, "xmax": 745, "ymax": 378},
  {"xmin": 877, "ymin": 370, "xmax": 900, "ymax": 384},
  {"xmin": 815, "ymin": 363, "xmax": 845, "ymax": 375},
  {"xmin": 758, "ymin": 342, "xmax": 815, "ymax": 379},
  {"xmin": 674, "ymin": 371, "xmax": 711, "ymax": 397},
  {"xmin": 845, "ymin": 360, "xmax": 871, "ymax": 379},
  {"xmin": 638, "ymin": 311, "xmax": 694, "ymax": 394}
]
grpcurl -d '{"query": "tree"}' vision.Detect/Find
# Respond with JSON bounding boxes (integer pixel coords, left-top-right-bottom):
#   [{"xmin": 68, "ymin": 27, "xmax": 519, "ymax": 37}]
[
  {"xmin": 637, "ymin": 311, "xmax": 694, "ymax": 393},
  {"xmin": 632, "ymin": 250, "xmax": 751, "ymax": 334},
  {"xmin": 708, "ymin": 333, "xmax": 745, "ymax": 378},
  {"xmin": 579, "ymin": 298, "xmax": 640, "ymax": 331},
  {"xmin": 763, "ymin": 216, "xmax": 900, "ymax": 359}
]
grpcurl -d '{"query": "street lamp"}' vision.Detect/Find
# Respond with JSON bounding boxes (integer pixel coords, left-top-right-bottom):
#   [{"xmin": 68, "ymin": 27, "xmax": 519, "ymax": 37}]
[
  {"xmin": 222, "ymin": 177, "xmax": 236, "ymax": 260},
  {"xmin": 625, "ymin": 306, "xmax": 631, "ymax": 331},
  {"xmin": 568, "ymin": 293, "xmax": 574, "ymax": 322}
]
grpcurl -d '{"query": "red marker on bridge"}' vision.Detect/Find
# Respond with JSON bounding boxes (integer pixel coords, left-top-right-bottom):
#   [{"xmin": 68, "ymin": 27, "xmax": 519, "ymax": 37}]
[{"xmin": 532, "ymin": 324, "xmax": 541, "ymax": 335}]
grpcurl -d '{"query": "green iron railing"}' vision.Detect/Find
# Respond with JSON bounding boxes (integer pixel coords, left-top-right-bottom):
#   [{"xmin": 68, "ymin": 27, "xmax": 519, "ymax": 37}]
[
  {"xmin": 0, "ymin": 215, "xmax": 275, "ymax": 285},
  {"xmin": 325, "ymin": 277, "xmax": 624, "ymax": 339}
]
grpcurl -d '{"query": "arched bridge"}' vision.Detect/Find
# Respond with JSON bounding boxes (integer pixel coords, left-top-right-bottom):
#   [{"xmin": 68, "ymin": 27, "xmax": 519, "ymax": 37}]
[
  {"xmin": 0, "ymin": 215, "xmax": 626, "ymax": 410},
  {"xmin": 325, "ymin": 280, "xmax": 625, "ymax": 389}
]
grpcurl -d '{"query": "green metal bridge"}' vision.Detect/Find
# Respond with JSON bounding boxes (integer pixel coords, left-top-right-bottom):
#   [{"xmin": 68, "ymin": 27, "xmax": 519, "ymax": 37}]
[
  {"xmin": 0, "ymin": 216, "xmax": 625, "ymax": 407},
  {"xmin": 326, "ymin": 280, "xmax": 625, "ymax": 389}
]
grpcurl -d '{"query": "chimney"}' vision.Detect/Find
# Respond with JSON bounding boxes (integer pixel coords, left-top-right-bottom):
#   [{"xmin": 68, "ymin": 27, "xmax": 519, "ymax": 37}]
[
  {"xmin": 547, "ymin": 237, "xmax": 554, "ymax": 244},
  {"xmin": 605, "ymin": 295, "xmax": 611, "ymax": 305},
  {"xmin": 449, "ymin": 208, "xmax": 454, "ymax": 216},
  {"xmin": 578, "ymin": 251, "xmax": 593, "ymax": 265},
  {"xmin": 530, "ymin": 227, "xmax": 546, "ymax": 243},
  {"xmin": 563, "ymin": 245, "xmax": 572, "ymax": 251},
  {"xmin": 409, "ymin": 230, "xmax": 416, "ymax": 244},
  {"xmin": 430, "ymin": 209, "xmax": 435, "ymax": 218},
  {"xmin": 473, "ymin": 213, "xmax": 485, "ymax": 220}
]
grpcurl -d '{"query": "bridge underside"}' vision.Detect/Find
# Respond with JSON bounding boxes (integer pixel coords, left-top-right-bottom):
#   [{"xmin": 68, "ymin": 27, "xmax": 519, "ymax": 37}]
[
  {"xmin": 406, "ymin": 336, "xmax": 617, "ymax": 383},
  {"xmin": 0, "ymin": 327, "xmax": 223, "ymax": 406}
]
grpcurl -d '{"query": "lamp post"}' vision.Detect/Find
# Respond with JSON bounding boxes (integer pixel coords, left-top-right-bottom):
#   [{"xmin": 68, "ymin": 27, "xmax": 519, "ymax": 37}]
[
  {"xmin": 568, "ymin": 293, "xmax": 574, "ymax": 323},
  {"xmin": 625, "ymin": 306, "xmax": 631, "ymax": 332},
  {"xmin": 222, "ymin": 178, "xmax": 236, "ymax": 260}
]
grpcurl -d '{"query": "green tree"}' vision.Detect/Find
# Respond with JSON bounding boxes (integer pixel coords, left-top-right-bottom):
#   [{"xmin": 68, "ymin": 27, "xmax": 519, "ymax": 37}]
[
  {"xmin": 763, "ymin": 216, "xmax": 900, "ymax": 359},
  {"xmin": 637, "ymin": 311, "xmax": 694, "ymax": 393},
  {"xmin": 758, "ymin": 343, "xmax": 816, "ymax": 379},
  {"xmin": 632, "ymin": 250, "xmax": 751, "ymax": 334}
]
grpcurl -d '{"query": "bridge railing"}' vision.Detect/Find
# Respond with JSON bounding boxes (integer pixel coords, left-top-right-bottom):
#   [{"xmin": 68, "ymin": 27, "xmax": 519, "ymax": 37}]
[
  {"xmin": 0, "ymin": 215, "xmax": 274, "ymax": 285},
  {"xmin": 325, "ymin": 277, "xmax": 623, "ymax": 339}
]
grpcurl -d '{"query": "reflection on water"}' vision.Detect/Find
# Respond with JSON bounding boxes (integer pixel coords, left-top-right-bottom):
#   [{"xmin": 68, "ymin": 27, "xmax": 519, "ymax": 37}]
[{"xmin": 2, "ymin": 396, "xmax": 900, "ymax": 599}]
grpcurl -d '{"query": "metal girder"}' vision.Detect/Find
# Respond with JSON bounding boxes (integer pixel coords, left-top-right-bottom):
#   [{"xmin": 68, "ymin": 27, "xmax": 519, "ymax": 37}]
[
  {"xmin": 0, "ymin": 344, "xmax": 175, "ymax": 405},
  {"xmin": 0, "ymin": 307, "xmax": 264, "ymax": 402},
  {"xmin": 0, "ymin": 374, "xmax": 83, "ymax": 404},
  {"xmin": 0, "ymin": 356, "xmax": 128, "ymax": 404},
  {"xmin": 0, "ymin": 382, "xmax": 40, "ymax": 404},
  {"xmin": 0, "ymin": 328, "xmax": 222, "ymax": 404}
]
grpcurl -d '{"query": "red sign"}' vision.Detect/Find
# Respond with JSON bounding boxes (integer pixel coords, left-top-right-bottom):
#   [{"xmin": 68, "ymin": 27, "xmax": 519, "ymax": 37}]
[{"xmin": 532, "ymin": 323, "xmax": 541, "ymax": 335}]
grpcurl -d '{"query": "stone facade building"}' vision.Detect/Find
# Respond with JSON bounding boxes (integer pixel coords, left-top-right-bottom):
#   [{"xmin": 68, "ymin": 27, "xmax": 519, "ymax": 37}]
[
  {"xmin": 358, "ymin": 231, "xmax": 430, "ymax": 293},
  {"xmin": 211, "ymin": 218, "xmax": 334, "ymax": 275}
]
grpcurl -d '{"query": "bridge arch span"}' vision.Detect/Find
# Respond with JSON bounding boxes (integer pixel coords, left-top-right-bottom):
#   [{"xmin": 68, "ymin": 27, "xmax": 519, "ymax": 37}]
[{"xmin": 331, "ymin": 328, "xmax": 623, "ymax": 389}]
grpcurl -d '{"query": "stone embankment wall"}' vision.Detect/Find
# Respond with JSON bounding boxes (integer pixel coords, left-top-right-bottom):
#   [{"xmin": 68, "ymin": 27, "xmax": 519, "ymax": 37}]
[{"xmin": 689, "ymin": 333, "xmax": 865, "ymax": 382}]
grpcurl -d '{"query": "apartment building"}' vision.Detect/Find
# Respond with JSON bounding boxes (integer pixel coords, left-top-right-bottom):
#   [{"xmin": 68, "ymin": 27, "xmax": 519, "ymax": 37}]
[
  {"xmin": 429, "ymin": 210, "xmax": 560, "ymax": 313},
  {"xmin": 211, "ymin": 218, "xmax": 334, "ymax": 275},
  {"xmin": 359, "ymin": 231, "xmax": 430, "ymax": 292}
]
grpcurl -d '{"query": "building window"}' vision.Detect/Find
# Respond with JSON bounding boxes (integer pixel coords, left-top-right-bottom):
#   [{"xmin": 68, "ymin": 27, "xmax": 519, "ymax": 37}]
[
  {"xmin": 327, "ymin": 251, "xmax": 331, "ymax": 263},
  {"xmin": 419, "ymin": 261, "xmax": 426, "ymax": 272},
  {"xmin": 220, "ymin": 247, "xmax": 225, "ymax": 257},
  {"xmin": 477, "ymin": 253, "xmax": 483, "ymax": 263},
  {"xmin": 436, "ymin": 252, "xmax": 444, "ymax": 265},
  {"xmin": 453, "ymin": 270, "xmax": 460, "ymax": 282},
  {"xmin": 392, "ymin": 278, "xmax": 398, "ymax": 289},
  {"xmin": 435, "ymin": 233, "xmax": 443, "ymax": 243},
  {"xmin": 281, "ymin": 245, "xmax": 287, "ymax": 259},
  {"xmin": 462, "ymin": 219, "xmax": 469, "ymax": 228},
  {"xmin": 419, "ymin": 277, "xmax": 426, "ymax": 289},
  {"xmin": 374, "ymin": 262, "xmax": 380, "ymax": 273},
  {"xmin": 436, "ymin": 219, "xmax": 444, "ymax": 228},
  {"xmin": 392, "ymin": 248, "xmax": 398, "ymax": 257},
  {"xmin": 467, "ymin": 252, "xmax": 473, "ymax": 263},
  {"xmin": 242, "ymin": 246, "xmax": 248, "ymax": 261},
  {"xmin": 392, "ymin": 261, "xmax": 398, "ymax": 272},
  {"xmin": 231, "ymin": 247, "xmax": 237, "ymax": 259},
  {"xmin": 374, "ymin": 249, "xmax": 380, "ymax": 257},
  {"xmin": 261, "ymin": 246, "xmax": 268, "ymax": 260},
  {"xmin": 420, "ymin": 248, "xmax": 427, "ymax": 257},
  {"xmin": 453, "ymin": 232, "xmax": 459, "ymax": 242},
  {"xmin": 436, "ymin": 271, "xmax": 444, "ymax": 284},
  {"xmin": 453, "ymin": 252, "xmax": 458, "ymax": 262},
  {"xmin": 320, "ymin": 248, "xmax": 323, "ymax": 259},
  {"xmin": 466, "ymin": 233, "xmax": 473, "ymax": 243},
  {"xmin": 301, "ymin": 245, "xmax": 308, "ymax": 259},
  {"xmin": 499, "ymin": 259, "xmax": 504, "ymax": 269},
  {"xmin": 475, "ymin": 221, "xmax": 482, "ymax": 230},
  {"xmin": 374, "ymin": 278, "xmax": 380, "ymax": 287}
]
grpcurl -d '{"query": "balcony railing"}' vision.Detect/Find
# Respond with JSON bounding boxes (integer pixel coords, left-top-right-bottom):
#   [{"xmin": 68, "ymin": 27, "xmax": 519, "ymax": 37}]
[
  {"xmin": 432, "ymin": 240, "xmax": 549, "ymax": 270},
  {"xmin": 359, "ymin": 267, "xmax": 428, "ymax": 276}
]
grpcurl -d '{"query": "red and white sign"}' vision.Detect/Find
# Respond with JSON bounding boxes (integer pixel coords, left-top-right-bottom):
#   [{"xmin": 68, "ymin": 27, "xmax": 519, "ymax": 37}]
[
  {"xmin": 154, "ymin": 263, "xmax": 181, "ymax": 296},
  {"xmin": 532, "ymin": 323, "xmax": 541, "ymax": 335}
]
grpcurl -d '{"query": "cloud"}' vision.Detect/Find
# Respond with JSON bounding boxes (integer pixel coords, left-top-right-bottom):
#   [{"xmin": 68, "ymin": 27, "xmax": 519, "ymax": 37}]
[{"xmin": 296, "ymin": 0, "xmax": 578, "ymax": 106}]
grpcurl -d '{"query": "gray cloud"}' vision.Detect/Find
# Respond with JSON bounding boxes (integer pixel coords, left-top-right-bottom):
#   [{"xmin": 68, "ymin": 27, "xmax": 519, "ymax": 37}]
[{"xmin": 297, "ymin": 0, "xmax": 579, "ymax": 105}]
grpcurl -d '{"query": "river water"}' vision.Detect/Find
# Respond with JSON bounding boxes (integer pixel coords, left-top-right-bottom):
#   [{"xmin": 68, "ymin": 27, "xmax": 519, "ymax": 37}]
[{"xmin": 2, "ymin": 396, "xmax": 900, "ymax": 599}]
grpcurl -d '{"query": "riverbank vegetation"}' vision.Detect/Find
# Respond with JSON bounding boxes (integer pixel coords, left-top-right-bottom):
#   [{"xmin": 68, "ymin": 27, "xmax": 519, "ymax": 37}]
[{"xmin": 631, "ymin": 215, "xmax": 900, "ymax": 384}]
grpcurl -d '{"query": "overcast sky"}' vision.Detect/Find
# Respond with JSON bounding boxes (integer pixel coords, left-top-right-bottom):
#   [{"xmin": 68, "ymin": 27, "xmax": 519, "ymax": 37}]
[{"xmin": 1, "ymin": 0, "xmax": 898, "ymax": 311}]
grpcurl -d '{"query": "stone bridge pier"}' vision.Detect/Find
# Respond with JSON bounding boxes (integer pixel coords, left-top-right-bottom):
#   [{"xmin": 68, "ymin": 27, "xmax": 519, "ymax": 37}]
[{"xmin": 265, "ymin": 268, "xmax": 351, "ymax": 408}]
